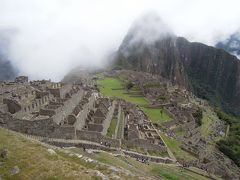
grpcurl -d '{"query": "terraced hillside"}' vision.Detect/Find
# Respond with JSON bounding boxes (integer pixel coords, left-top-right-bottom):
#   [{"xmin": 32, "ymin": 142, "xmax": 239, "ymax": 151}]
[
  {"xmin": 0, "ymin": 128, "xmax": 211, "ymax": 180},
  {"xmin": 95, "ymin": 71, "xmax": 240, "ymax": 179}
]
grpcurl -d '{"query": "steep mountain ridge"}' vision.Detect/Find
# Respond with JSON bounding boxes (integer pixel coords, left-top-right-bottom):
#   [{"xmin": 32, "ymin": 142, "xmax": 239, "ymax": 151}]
[{"xmin": 115, "ymin": 15, "xmax": 240, "ymax": 116}]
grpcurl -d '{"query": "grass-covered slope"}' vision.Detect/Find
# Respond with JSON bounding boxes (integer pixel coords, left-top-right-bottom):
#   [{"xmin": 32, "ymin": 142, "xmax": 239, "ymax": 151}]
[
  {"xmin": 97, "ymin": 77, "xmax": 149, "ymax": 105},
  {"xmin": 0, "ymin": 127, "xmax": 212, "ymax": 180},
  {"xmin": 0, "ymin": 128, "xmax": 93, "ymax": 179},
  {"xmin": 0, "ymin": 128, "xmax": 137, "ymax": 180}
]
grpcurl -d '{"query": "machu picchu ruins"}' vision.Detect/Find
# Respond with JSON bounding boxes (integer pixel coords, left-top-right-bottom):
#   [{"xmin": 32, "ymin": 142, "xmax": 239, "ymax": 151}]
[
  {"xmin": 1, "ymin": 2, "xmax": 240, "ymax": 179},
  {"xmin": 1, "ymin": 69, "xmax": 239, "ymax": 179}
]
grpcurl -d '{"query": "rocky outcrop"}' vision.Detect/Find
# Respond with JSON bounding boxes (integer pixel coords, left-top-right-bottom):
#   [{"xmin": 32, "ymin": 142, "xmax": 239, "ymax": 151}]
[{"xmin": 114, "ymin": 15, "xmax": 240, "ymax": 116}]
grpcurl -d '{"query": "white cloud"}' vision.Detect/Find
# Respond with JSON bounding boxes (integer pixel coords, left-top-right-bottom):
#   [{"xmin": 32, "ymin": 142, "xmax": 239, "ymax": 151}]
[{"xmin": 0, "ymin": 0, "xmax": 240, "ymax": 80}]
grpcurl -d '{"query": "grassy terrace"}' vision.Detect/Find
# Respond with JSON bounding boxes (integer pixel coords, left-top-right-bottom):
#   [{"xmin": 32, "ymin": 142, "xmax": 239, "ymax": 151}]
[
  {"xmin": 106, "ymin": 118, "xmax": 117, "ymax": 138},
  {"xmin": 160, "ymin": 132, "xmax": 197, "ymax": 161},
  {"xmin": 142, "ymin": 107, "xmax": 172, "ymax": 125},
  {"xmin": 97, "ymin": 77, "xmax": 149, "ymax": 105},
  {"xmin": 97, "ymin": 77, "xmax": 171, "ymax": 125}
]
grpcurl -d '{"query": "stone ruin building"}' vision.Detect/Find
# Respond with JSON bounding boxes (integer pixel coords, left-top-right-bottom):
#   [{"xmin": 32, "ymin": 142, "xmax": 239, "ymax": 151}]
[
  {"xmin": 121, "ymin": 102, "xmax": 167, "ymax": 153},
  {"xmin": 0, "ymin": 76, "xmax": 118, "ymax": 145}
]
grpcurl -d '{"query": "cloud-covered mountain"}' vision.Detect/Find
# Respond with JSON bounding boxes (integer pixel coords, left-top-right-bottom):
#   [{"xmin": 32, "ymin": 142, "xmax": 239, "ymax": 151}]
[{"xmin": 114, "ymin": 13, "xmax": 240, "ymax": 116}]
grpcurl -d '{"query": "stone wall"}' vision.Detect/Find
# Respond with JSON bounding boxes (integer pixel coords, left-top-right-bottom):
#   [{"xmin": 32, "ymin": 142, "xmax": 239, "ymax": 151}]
[
  {"xmin": 74, "ymin": 92, "xmax": 96, "ymax": 130},
  {"xmin": 122, "ymin": 139, "xmax": 167, "ymax": 152},
  {"xmin": 0, "ymin": 104, "xmax": 8, "ymax": 113},
  {"xmin": 122, "ymin": 150, "xmax": 173, "ymax": 164},
  {"xmin": 3, "ymin": 99, "xmax": 21, "ymax": 114},
  {"xmin": 101, "ymin": 100, "xmax": 115, "ymax": 135},
  {"xmin": 88, "ymin": 123, "xmax": 103, "ymax": 132},
  {"xmin": 21, "ymin": 95, "xmax": 53, "ymax": 113},
  {"xmin": 48, "ymin": 84, "xmax": 72, "ymax": 98},
  {"xmin": 53, "ymin": 89, "xmax": 84, "ymax": 124},
  {"xmin": 39, "ymin": 108, "xmax": 56, "ymax": 117},
  {"xmin": 0, "ymin": 112, "xmax": 75, "ymax": 139},
  {"xmin": 76, "ymin": 130, "xmax": 120, "ymax": 148},
  {"xmin": 46, "ymin": 140, "xmax": 117, "ymax": 152}
]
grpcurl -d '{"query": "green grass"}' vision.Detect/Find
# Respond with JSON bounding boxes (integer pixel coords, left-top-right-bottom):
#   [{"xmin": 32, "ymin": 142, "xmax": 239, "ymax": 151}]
[
  {"xmin": 200, "ymin": 109, "xmax": 217, "ymax": 138},
  {"xmin": 150, "ymin": 165, "xmax": 210, "ymax": 180},
  {"xmin": 97, "ymin": 77, "xmax": 172, "ymax": 126},
  {"xmin": 160, "ymin": 132, "xmax": 196, "ymax": 161},
  {"xmin": 116, "ymin": 111, "xmax": 124, "ymax": 139},
  {"xmin": 97, "ymin": 77, "xmax": 148, "ymax": 105},
  {"xmin": 0, "ymin": 128, "xmax": 93, "ymax": 179},
  {"xmin": 142, "ymin": 107, "xmax": 172, "ymax": 125},
  {"xmin": 0, "ymin": 128, "xmax": 135, "ymax": 180},
  {"xmin": 90, "ymin": 152, "xmax": 210, "ymax": 180},
  {"xmin": 106, "ymin": 118, "xmax": 117, "ymax": 137}
]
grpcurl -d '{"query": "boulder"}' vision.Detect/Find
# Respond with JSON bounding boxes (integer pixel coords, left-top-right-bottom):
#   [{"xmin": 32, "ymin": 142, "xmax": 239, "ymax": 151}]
[{"xmin": 11, "ymin": 166, "xmax": 20, "ymax": 175}]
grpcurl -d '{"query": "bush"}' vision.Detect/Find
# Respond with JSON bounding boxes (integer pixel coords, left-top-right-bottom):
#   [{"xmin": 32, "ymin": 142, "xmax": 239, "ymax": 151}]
[
  {"xmin": 215, "ymin": 108, "xmax": 240, "ymax": 167},
  {"xmin": 126, "ymin": 81, "xmax": 134, "ymax": 90}
]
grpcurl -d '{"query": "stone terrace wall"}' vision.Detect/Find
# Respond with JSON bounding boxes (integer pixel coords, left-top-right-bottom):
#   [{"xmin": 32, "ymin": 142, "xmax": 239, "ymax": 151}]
[
  {"xmin": 122, "ymin": 139, "xmax": 167, "ymax": 152},
  {"xmin": 0, "ymin": 112, "xmax": 75, "ymax": 139},
  {"xmin": 53, "ymin": 89, "xmax": 84, "ymax": 124},
  {"xmin": 122, "ymin": 150, "xmax": 173, "ymax": 164},
  {"xmin": 46, "ymin": 140, "xmax": 118, "ymax": 152},
  {"xmin": 76, "ymin": 130, "xmax": 120, "ymax": 148},
  {"xmin": 75, "ymin": 93, "xmax": 95, "ymax": 130}
]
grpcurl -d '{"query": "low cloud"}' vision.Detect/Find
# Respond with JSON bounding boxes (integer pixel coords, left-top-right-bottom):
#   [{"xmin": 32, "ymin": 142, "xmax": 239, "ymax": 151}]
[{"xmin": 0, "ymin": 0, "xmax": 240, "ymax": 80}]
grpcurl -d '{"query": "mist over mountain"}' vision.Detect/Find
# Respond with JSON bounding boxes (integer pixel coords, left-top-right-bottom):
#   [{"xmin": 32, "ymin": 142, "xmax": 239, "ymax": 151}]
[
  {"xmin": 0, "ymin": 30, "xmax": 17, "ymax": 81},
  {"xmin": 1, "ymin": 0, "xmax": 240, "ymax": 81},
  {"xmin": 216, "ymin": 32, "xmax": 240, "ymax": 58},
  {"xmin": 115, "ymin": 13, "xmax": 240, "ymax": 116}
]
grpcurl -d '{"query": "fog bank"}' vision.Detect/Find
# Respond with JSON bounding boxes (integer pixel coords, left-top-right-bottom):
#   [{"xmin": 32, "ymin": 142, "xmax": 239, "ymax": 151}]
[{"xmin": 0, "ymin": 0, "xmax": 240, "ymax": 80}]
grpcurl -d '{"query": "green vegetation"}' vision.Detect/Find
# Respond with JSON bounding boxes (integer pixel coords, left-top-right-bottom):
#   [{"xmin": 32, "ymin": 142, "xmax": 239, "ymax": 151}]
[
  {"xmin": 116, "ymin": 111, "xmax": 124, "ymax": 139},
  {"xmin": 200, "ymin": 109, "xmax": 216, "ymax": 138},
  {"xmin": 96, "ymin": 77, "xmax": 148, "ymax": 105},
  {"xmin": 0, "ymin": 127, "xmax": 209, "ymax": 179},
  {"xmin": 106, "ymin": 118, "xmax": 117, "ymax": 137},
  {"xmin": 0, "ymin": 128, "xmax": 95, "ymax": 179},
  {"xmin": 97, "ymin": 77, "xmax": 172, "ymax": 126},
  {"xmin": 160, "ymin": 132, "xmax": 196, "ymax": 161},
  {"xmin": 215, "ymin": 108, "xmax": 240, "ymax": 167},
  {"xmin": 90, "ymin": 152, "xmax": 209, "ymax": 180},
  {"xmin": 142, "ymin": 107, "xmax": 172, "ymax": 125}
]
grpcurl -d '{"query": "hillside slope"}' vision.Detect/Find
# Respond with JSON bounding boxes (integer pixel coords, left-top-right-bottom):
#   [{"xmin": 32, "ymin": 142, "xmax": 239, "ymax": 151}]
[{"xmin": 0, "ymin": 127, "xmax": 212, "ymax": 180}]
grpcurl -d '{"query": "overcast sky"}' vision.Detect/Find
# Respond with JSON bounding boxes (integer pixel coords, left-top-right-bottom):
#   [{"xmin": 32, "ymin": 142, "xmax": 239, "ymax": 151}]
[{"xmin": 0, "ymin": 0, "xmax": 240, "ymax": 80}]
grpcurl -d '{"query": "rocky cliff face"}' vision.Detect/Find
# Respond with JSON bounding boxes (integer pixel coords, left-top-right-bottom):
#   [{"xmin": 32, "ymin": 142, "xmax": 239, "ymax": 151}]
[{"xmin": 115, "ymin": 15, "xmax": 240, "ymax": 116}]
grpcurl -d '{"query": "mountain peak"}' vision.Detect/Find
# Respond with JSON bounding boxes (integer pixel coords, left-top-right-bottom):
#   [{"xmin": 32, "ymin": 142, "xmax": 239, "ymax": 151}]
[{"xmin": 122, "ymin": 12, "xmax": 174, "ymax": 47}]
